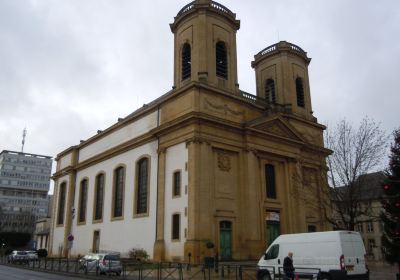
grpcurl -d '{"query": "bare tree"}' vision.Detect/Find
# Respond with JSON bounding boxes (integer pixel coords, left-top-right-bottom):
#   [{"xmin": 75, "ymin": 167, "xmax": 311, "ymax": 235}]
[{"xmin": 325, "ymin": 117, "xmax": 388, "ymax": 230}]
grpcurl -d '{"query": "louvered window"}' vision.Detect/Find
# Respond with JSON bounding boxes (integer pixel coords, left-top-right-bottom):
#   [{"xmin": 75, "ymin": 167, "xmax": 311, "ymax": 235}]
[
  {"xmin": 182, "ymin": 43, "xmax": 191, "ymax": 80},
  {"xmin": 296, "ymin": 77, "xmax": 305, "ymax": 107},
  {"xmin": 216, "ymin": 41, "xmax": 228, "ymax": 79},
  {"xmin": 265, "ymin": 79, "xmax": 276, "ymax": 103}
]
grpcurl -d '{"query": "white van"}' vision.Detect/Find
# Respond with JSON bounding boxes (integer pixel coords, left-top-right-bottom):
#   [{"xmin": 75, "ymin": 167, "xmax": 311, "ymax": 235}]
[{"xmin": 257, "ymin": 231, "xmax": 369, "ymax": 280}]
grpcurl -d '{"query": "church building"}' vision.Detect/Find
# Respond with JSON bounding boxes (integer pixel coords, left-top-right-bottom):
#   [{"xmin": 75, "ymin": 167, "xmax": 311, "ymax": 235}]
[{"xmin": 50, "ymin": 0, "xmax": 332, "ymax": 262}]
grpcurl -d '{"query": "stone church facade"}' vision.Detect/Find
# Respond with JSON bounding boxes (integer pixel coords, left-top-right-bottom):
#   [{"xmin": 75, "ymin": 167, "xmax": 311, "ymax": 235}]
[{"xmin": 50, "ymin": 0, "xmax": 332, "ymax": 262}]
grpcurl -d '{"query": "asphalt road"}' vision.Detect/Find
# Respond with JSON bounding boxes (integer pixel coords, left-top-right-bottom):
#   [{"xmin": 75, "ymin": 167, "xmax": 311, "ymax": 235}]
[{"xmin": 0, "ymin": 264, "xmax": 89, "ymax": 280}]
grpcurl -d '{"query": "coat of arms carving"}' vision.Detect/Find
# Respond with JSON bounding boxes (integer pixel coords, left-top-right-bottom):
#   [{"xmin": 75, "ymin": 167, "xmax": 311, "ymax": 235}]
[{"xmin": 218, "ymin": 152, "xmax": 231, "ymax": 172}]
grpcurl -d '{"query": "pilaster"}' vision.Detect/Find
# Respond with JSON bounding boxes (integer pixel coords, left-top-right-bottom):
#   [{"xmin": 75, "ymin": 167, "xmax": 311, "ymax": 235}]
[
  {"xmin": 184, "ymin": 137, "xmax": 213, "ymax": 263},
  {"xmin": 240, "ymin": 147, "xmax": 264, "ymax": 259},
  {"xmin": 62, "ymin": 149, "xmax": 78, "ymax": 257},
  {"xmin": 153, "ymin": 148, "xmax": 167, "ymax": 261}
]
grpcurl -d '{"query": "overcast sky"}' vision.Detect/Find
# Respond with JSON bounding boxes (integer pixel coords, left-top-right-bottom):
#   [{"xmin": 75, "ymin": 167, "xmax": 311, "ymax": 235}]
[{"xmin": 1, "ymin": 0, "xmax": 399, "ymax": 173}]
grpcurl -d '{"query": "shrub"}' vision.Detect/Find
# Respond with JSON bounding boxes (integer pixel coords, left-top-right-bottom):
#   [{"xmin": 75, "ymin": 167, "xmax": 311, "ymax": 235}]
[{"xmin": 128, "ymin": 248, "xmax": 149, "ymax": 261}]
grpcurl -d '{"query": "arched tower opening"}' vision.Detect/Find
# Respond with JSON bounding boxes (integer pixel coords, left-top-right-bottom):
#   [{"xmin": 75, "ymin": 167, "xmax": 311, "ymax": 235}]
[
  {"xmin": 251, "ymin": 41, "xmax": 314, "ymax": 120},
  {"xmin": 170, "ymin": 0, "xmax": 240, "ymax": 92}
]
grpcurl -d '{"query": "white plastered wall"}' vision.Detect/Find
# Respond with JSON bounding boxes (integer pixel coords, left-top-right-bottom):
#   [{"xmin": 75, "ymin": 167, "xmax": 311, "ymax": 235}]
[
  {"xmin": 79, "ymin": 111, "xmax": 158, "ymax": 162},
  {"xmin": 58, "ymin": 153, "xmax": 72, "ymax": 170},
  {"xmin": 164, "ymin": 142, "xmax": 188, "ymax": 260},
  {"xmin": 70, "ymin": 140, "xmax": 158, "ymax": 258}
]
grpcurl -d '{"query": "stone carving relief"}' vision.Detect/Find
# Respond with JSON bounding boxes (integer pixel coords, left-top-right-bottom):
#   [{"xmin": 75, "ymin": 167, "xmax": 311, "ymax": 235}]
[
  {"xmin": 217, "ymin": 152, "xmax": 231, "ymax": 172},
  {"xmin": 204, "ymin": 98, "xmax": 244, "ymax": 117}
]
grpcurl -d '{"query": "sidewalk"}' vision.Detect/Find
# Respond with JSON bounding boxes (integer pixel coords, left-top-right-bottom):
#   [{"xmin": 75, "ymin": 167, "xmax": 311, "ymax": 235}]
[{"xmin": 369, "ymin": 261, "xmax": 398, "ymax": 280}]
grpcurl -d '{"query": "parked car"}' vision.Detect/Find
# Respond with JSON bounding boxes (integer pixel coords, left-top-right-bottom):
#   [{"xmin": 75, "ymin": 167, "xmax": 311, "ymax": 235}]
[
  {"xmin": 25, "ymin": 250, "xmax": 39, "ymax": 261},
  {"xmin": 7, "ymin": 251, "xmax": 29, "ymax": 264},
  {"xmin": 79, "ymin": 253, "xmax": 99, "ymax": 269},
  {"xmin": 80, "ymin": 253, "xmax": 122, "ymax": 276}
]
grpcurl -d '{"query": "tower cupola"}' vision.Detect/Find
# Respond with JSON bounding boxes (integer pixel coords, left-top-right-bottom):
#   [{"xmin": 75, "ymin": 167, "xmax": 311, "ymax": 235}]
[
  {"xmin": 252, "ymin": 41, "xmax": 314, "ymax": 120},
  {"xmin": 170, "ymin": 0, "xmax": 240, "ymax": 92}
]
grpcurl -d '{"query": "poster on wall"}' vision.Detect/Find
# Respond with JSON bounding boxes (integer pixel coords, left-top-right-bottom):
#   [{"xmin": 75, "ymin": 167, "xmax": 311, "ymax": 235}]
[{"xmin": 265, "ymin": 211, "xmax": 280, "ymax": 222}]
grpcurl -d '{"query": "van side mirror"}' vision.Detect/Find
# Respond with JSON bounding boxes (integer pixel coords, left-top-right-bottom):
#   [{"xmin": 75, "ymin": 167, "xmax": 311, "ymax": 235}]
[{"xmin": 264, "ymin": 253, "xmax": 268, "ymax": 260}]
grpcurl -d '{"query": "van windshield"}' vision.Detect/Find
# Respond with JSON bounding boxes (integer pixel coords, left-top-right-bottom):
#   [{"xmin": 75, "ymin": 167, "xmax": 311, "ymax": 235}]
[{"xmin": 265, "ymin": 244, "xmax": 279, "ymax": 259}]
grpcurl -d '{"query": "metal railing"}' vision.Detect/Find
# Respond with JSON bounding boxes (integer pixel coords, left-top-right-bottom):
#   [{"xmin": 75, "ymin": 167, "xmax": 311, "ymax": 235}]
[
  {"xmin": 176, "ymin": 1, "xmax": 235, "ymax": 18},
  {"xmin": 0, "ymin": 257, "xmax": 322, "ymax": 280},
  {"xmin": 254, "ymin": 41, "xmax": 308, "ymax": 63}
]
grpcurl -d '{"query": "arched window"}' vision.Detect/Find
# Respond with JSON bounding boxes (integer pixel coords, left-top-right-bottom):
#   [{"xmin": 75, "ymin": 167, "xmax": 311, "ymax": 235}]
[
  {"xmin": 296, "ymin": 77, "xmax": 305, "ymax": 107},
  {"xmin": 216, "ymin": 41, "xmax": 228, "ymax": 79},
  {"xmin": 78, "ymin": 179, "xmax": 88, "ymax": 223},
  {"xmin": 94, "ymin": 173, "xmax": 105, "ymax": 221},
  {"xmin": 265, "ymin": 79, "xmax": 276, "ymax": 103},
  {"xmin": 57, "ymin": 182, "xmax": 66, "ymax": 225},
  {"xmin": 113, "ymin": 166, "xmax": 125, "ymax": 218},
  {"xmin": 181, "ymin": 43, "xmax": 191, "ymax": 80},
  {"xmin": 136, "ymin": 158, "xmax": 149, "ymax": 215}
]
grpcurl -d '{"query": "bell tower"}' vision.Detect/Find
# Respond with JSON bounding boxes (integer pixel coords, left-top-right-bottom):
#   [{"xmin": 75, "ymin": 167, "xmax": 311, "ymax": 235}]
[
  {"xmin": 170, "ymin": 0, "xmax": 240, "ymax": 93},
  {"xmin": 252, "ymin": 41, "xmax": 314, "ymax": 120}
]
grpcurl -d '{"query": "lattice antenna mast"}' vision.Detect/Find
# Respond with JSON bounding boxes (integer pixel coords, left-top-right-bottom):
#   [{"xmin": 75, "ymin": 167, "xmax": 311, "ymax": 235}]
[{"xmin": 21, "ymin": 127, "xmax": 27, "ymax": 153}]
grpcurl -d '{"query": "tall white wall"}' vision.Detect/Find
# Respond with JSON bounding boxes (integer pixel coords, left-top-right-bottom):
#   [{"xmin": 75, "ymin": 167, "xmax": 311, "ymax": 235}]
[
  {"xmin": 69, "ymin": 140, "xmax": 158, "ymax": 257},
  {"xmin": 79, "ymin": 111, "xmax": 158, "ymax": 162},
  {"xmin": 164, "ymin": 142, "xmax": 188, "ymax": 260}
]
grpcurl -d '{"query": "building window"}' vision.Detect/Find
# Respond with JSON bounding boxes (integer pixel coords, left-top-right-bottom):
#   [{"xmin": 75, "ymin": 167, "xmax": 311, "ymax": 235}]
[
  {"xmin": 173, "ymin": 171, "xmax": 181, "ymax": 197},
  {"xmin": 265, "ymin": 164, "xmax": 277, "ymax": 199},
  {"xmin": 94, "ymin": 173, "xmax": 105, "ymax": 221},
  {"xmin": 356, "ymin": 223, "xmax": 364, "ymax": 233},
  {"xmin": 136, "ymin": 158, "xmax": 149, "ymax": 215},
  {"xmin": 57, "ymin": 182, "xmax": 66, "ymax": 225},
  {"xmin": 368, "ymin": 238, "xmax": 375, "ymax": 253},
  {"xmin": 216, "ymin": 41, "xmax": 228, "ymax": 79},
  {"xmin": 182, "ymin": 43, "xmax": 191, "ymax": 80},
  {"xmin": 93, "ymin": 230, "xmax": 100, "ymax": 253},
  {"xmin": 172, "ymin": 213, "xmax": 180, "ymax": 240},
  {"xmin": 295, "ymin": 77, "xmax": 305, "ymax": 107},
  {"xmin": 112, "ymin": 166, "xmax": 125, "ymax": 218},
  {"xmin": 265, "ymin": 79, "xmax": 276, "ymax": 103},
  {"xmin": 367, "ymin": 222, "xmax": 374, "ymax": 232},
  {"xmin": 78, "ymin": 179, "xmax": 88, "ymax": 223}
]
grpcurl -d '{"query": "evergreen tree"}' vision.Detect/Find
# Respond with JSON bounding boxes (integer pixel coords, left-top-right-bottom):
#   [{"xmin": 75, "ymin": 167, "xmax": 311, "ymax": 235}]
[{"xmin": 381, "ymin": 128, "xmax": 400, "ymax": 272}]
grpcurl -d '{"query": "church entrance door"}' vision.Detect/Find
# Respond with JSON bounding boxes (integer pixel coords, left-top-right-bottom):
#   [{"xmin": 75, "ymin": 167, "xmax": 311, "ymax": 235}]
[
  {"xmin": 266, "ymin": 221, "xmax": 280, "ymax": 246},
  {"xmin": 219, "ymin": 221, "xmax": 232, "ymax": 260}
]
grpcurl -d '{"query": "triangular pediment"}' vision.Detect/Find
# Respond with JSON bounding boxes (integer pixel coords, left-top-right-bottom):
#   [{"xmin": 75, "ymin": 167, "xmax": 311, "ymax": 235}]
[{"xmin": 247, "ymin": 116, "xmax": 306, "ymax": 143}]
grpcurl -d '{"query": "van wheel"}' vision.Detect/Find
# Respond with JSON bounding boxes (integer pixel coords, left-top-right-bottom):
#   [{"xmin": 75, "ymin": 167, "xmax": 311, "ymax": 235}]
[
  {"xmin": 262, "ymin": 275, "xmax": 271, "ymax": 280},
  {"xmin": 318, "ymin": 274, "xmax": 331, "ymax": 280}
]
